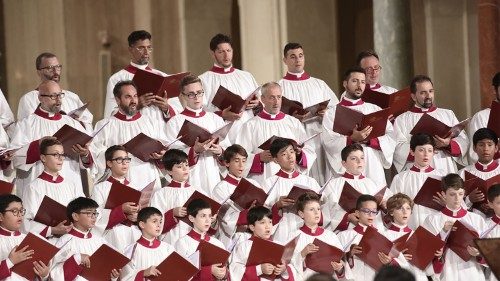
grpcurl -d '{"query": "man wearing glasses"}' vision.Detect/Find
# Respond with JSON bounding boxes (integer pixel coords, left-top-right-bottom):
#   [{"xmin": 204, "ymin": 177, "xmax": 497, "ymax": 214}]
[
  {"xmin": 17, "ymin": 52, "xmax": 93, "ymax": 130},
  {"xmin": 104, "ymin": 30, "xmax": 182, "ymax": 121},
  {"xmin": 357, "ymin": 50, "xmax": 398, "ymax": 95}
]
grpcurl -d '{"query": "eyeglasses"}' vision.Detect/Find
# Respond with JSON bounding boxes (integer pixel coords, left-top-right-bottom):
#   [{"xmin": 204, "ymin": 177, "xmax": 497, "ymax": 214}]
[
  {"xmin": 39, "ymin": 64, "xmax": 63, "ymax": 71},
  {"xmin": 78, "ymin": 211, "xmax": 99, "ymax": 218},
  {"xmin": 364, "ymin": 65, "xmax": 382, "ymax": 73},
  {"xmin": 4, "ymin": 208, "xmax": 26, "ymax": 217},
  {"xmin": 359, "ymin": 208, "xmax": 379, "ymax": 216},
  {"xmin": 42, "ymin": 153, "xmax": 66, "ymax": 159},
  {"xmin": 135, "ymin": 46, "xmax": 153, "ymax": 53},
  {"xmin": 111, "ymin": 157, "xmax": 132, "ymax": 164},
  {"xmin": 40, "ymin": 92, "xmax": 65, "ymax": 100},
  {"xmin": 181, "ymin": 90, "xmax": 204, "ymax": 99}
]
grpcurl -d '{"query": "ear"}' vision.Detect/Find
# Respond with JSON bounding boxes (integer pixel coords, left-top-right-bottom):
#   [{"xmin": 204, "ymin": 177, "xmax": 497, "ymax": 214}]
[
  {"xmin": 0, "ymin": 213, "xmax": 4, "ymax": 222},
  {"xmin": 138, "ymin": 221, "xmax": 145, "ymax": 230},
  {"xmin": 342, "ymin": 80, "xmax": 347, "ymax": 89},
  {"xmin": 71, "ymin": 212, "xmax": 79, "ymax": 222},
  {"xmin": 248, "ymin": 224, "xmax": 255, "ymax": 233},
  {"xmin": 488, "ymin": 201, "xmax": 493, "ymax": 209},
  {"xmin": 410, "ymin": 93, "xmax": 417, "ymax": 102},
  {"xmin": 114, "ymin": 96, "xmax": 121, "ymax": 105},
  {"xmin": 297, "ymin": 210, "xmax": 305, "ymax": 219},
  {"xmin": 341, "ymin": 160, "xmax": 347, "ymax": 169},
  {"xmin": 40, "ymin": 154, "xmax": 47, "ymax": 164},
  {"xmin": 282, "ymin": 56, "xmax": 287, "ymax": 64},
  {"xmin": 495, "ymin": 144, "xmax": 499, "ymax": 153},
  {"xmin": 188, "ymin": 215, "xmax": 195, "ymax": 224},
  {"xmin": 410, "ymin": 149, "xmax": 415, "ymax": 157}
]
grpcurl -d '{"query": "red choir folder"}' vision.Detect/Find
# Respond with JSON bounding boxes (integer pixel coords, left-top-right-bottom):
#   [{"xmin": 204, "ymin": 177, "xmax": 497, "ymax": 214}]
[
  {"xmin": 33, "ymin": 196, "xmax": 69, "ymax": 226},
  {"xmin": 286, "ymin": 185, "xmax": 320, "ymax": 202},
  {"xmin": 11, "ymin": 232, "xmax": 60, "ymax": 280},
  {"xmin": 356, "ymin": 226, "xmax": 394, "ymax": 271},
  {"xmin": 464, "ymin": 172, "xmax": 500, "ymax": 214},
  {"xmin": 176, "ymin": 120, "xmax": 233, "ymax": 147},
  {"xmin": 333, "ymin": 105, "xmax": 391, "ymax": 139},
  {"xmin": 362, "ymin": 87, "xmax": 413, "ymax": 117},
  {"xmin": 413, "ymin": 177, "xmax": 444, "ymax": 211},
  {"xmin": 257, "ymin": 133, "xmax": 320, "ymax": 151},
  {"xmin": 151, "ymin": 251, "xmax": 199, "ymax": 281},
  {"xmin": 246, "ymin": 235, "xmax": 299, "ymax": 266},
  {"xmin": 305, "ymin": 238, "xmax": 344, "ymax": 274},
  {"xmin": 409, "ymin": 114, "xmax": 469, "ymax": 139},
  {"xmin": 52, "ymin": 124, "xmax": 92, "ymax": 158},
  {"xmin": 133, "ymin": 68, "xmax": 190, "ymax": 98},
  {"xmin": 281, "ymin": 97, "xmax": 330, "ymax": 119},
  {"xmin": 138, "ymin": 180, "xmax": 156, "ymax": 209},
  {"xmin": 474, "ymin": 238, "xmax": 500, "ymax": 280},
  {"xmin": 447, "ymin": 220, "xmax": 479, "ymax": 261},
  {"xmin": 180, "ymin": 191, "xmax": 222, "ymax": 224},
  {"xmin": 391, "ymin": 232, "xmax": 411, "ymax": 253},
  {"xmin": 338, "ymin": 182, "xmax": 363, "ymax": 213},
  {"xmin": 487, "ymin": 100, "xmax": 500, "ymax": 137},
  {"xmin": 80, "ymin": 244, "xmax": 130, "ymax": 280},
  {"xmin": 230, "ymin": 178, "xmax": 268, "ymax": 209},
  {"xmin": 211, "ymin": 85, "xmax": 259, "ymax": 113},
  {"xmin": 104, "ymin": 181, "xmax": 142, "ymax": 209},
  {"xmin": 394, "ymin": 226, "xmax": 445, "ymax": 270},
  {"xmin": 302, "ymin": 100, "xmax": 331, "ymax": 118},
  {"xmin": 0, "ymin": 179, "xmax": 14, "ymax": 195},
  {"xmin": 66, "ymin": 102, "xmax": 89, "ymax": 119},
  {"xmin": 258, "ymin": 135, "xmax": 283, "ymax": 151},
  {"xmin": 374, "ymin": 187, "xmax": 387, "ymax": 205},
  {"xmin": 123, "ymin": 133, "xmax": 166, "ymax": 162},
  {"xmin": 196, "ymin": 240, "xmax": 231, "ymax": 266}
]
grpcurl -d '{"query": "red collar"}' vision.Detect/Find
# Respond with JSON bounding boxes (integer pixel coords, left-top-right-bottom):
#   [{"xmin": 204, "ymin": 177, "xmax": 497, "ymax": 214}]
[
  {"xmin": 167, "ymin": 180, "xmax": 190, "ymax": 188},
  {"xmin": 299, "ymin": 225, "xmax": 324, "ymax": 236},
  {"xmin": 492, "ymin": 215, "xmax": 500, "ymax": 224},
  {"xmin": 38, "ymin": 171, "xmax": 64, "ymax": 183},
  {"xmin": 276, "ymin": 169, "xmax": 299, "ymax": 179},
  {"xmin": 69, "ymin": 228, "xmax": 92, "ymax": 239},
  {"xmin": 409, "ymin": 106, "xmax": 437, "ymax": 113},
  {"xmin": 34, "ymin": 106, "xmax": 62, "ymax": 120},
  {"xmin": 388, "ymin": 224, "xmax": 412, "ymax": 233},
  {"xmin": 409, "ymin": 165, "xmax": 434, "ymax": 173},
  {"xmin": 0, "ymin": 227, "xmax": 21, "ymax": 236},
  {"xmin": 339, "ymin": 98, "xmax": 364, "ymax": 107},
  {"xmin": 369, "ymin": 83, "xmax": 382, "ymax": 90},
  {"xmin": 441, "ymin": 207, "xmax": 467, "ymax": 218},
  {"xmin": 106, "ymin": 176, "xmax": 130, "ymax": 186},
  {"xmin": 187, "ymin": 229, "xmax": 210, "ymax": 242},
  {"xmin": 114, "ymin": 111, "xmax": 141, "ymax": 121},
  {"xmin": 353, "ymin": 224, "xmax": 367, "ymax": 234},
  {"xmin": 137, "ymin": 236, "xmax": 161, "ymax": 248},
  {"xmin": 181, "ymin": 108, "xmax": 206, "ymax": 118},
  {"xmin": 210, "ymin": 65, "xmax": 235, "ymax": 74},
  {"xmin": 258, "ymin": 110, "xmax": 285, "ymax": 120},
  {"xmin": 124, "ymin": 64, "xmax": 152, "ymax": 74},
  {"xmin": 342, "ymin": 172, "xmax": 365, "ymax": 180},
  {"xmin": 283, "ymin": 72, "xmax": 311, "ymax": 81},
  {"xmin": 474, "ymin": 161, "xmax": 499, "ymax": 172},
  {"xmin": 224, "ymin": 174, "xmax": 240, "ymax": 186}
]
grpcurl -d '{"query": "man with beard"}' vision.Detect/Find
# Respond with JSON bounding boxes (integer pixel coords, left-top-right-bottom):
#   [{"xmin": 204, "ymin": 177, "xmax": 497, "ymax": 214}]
[
  {"xmin": 104, "ymin": 30, "xmax": 182, "ymax": 120},
  {"xmin": 17, "ymin": 52, "xmax": 93, "ymax": 130},
  {"xmin": 357, "ymin": 50, "xmax": 398, "ymax": 95},
  {"xmin": 91, "ymin": 80, "xmax": 167, "ymax": 190},
  {"xmin": 321, "ymin": 67, "xmax": 395, "ymax": 188},
  {"xmin": 392, "ymin": 75, "xmax": 469, "ymax": 173},
  {"xmin": 9, "ymin": 80, "xmax": 91, "ymax": 198},
  {"xmin": 199, "ymin": 33, "xmax": 260, "ymax": 144}
]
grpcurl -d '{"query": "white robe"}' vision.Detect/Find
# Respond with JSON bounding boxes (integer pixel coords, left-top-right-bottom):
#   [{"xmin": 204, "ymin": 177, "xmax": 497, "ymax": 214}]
[
  {"xmin": 200, "ymin": 65, "xmax": 259, "ymax": 144},
  {"xmin": 236, "ymin": 111, "xmax": 317, "ymax": 185},
  {"xmin": 337, "ymin": 224, "xmax": 377, "ymax": 281},
  {"xmin": 484, "ymin": 215, "xmax": 500, "ymax": 281},
  {"xmin": 278, "ymin": 72, "xmax": 339, "ymax": 185},
  {"xmin": 0, "ymin": 89, "xmax": 14, "ymax": 129},
  {"xmin": 467, "ymin": 108, "xmax": 491, "ymax": 163},
  {"xmin": 321, "ymin": 95, "xmax": 396, "ymax": 188},
  {"xmin": 0, "ymin": 231, "xmax": 29, "ymax": 281},
  {"xmin": 392, "ymin": 106, "xmax": 469, "ymax": 173},
  {"xmin": 0, "ymin": 125, "xmax": 14, "ymax": 182}
]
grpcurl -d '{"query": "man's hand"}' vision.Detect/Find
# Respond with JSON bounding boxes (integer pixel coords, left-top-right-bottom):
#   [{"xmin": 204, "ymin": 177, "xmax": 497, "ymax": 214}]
[
  {"xmin": 173, "ymin": 207, "xmax": 187, "ymax": 217},
  {"xmin": 51, "ymin": 220, "xmax": 72, "ymax": 236},
  {"xmin": 350, "ymin": 125, "xmax": 373, "ymax": 142},
  {"xmin": 138, "ymin": 93, "xmax": 156, "ymax": 108},
  {"xmin": 467, "ymin": 245, "xmax": 480, "ymax": 257},
  {"xmin": 207, "ymin": 142, "xmax": 223, "ymax": 156},
  {"xmin": 442, "ymin": 221, "xmax": 456, "ymax": 233},
  {"xmin": 144, "ymin": 265, "xmax": 161, "ymax": 277},
  {"xmin": 1, "ymin": 151, "xmax": 14, "ymax": 161},
  {"xmin": 259, "ymin": 150, "xmax": 273, "ymax": 163},
  {"xmin": 153, "ymin": 95, "xmax": 170, "ymax": 112},
  {"xmin": 433, "ymin": 135, "xmax": 452, "ymax": 149},
  {"xmin": 246, "ymin": 98, "xmax": 260, "ymax": 110},
  {"xmin": 276, "ymin": 196, "xmax": 295, "ymax": 209},
  {"xmin": 80, "ymin": 254, "xmax": 91, "ymax": 268},
  {"xmin": 193, "ymin": 138, "xmax": 215, "ymax": 154},
  {"xmin": 260, "ymin": 263, "xmax": 275, "ymax": 275},
  {"xmin": 273, "ymin": 262, "xmax": 286, "ymax": 276},
  {"xmin": 33, "ymin": 260, "xmax": 50, "ymax": 278},
  {"xmin": 211, "ymin": 263, "xmax": 227, "ymax": 279},
  {"xmin": 377, "ymin": 252, "xmax": 393, "ymax": 265},
  {"xmin": 331, "ymin": 260, "xmax": 344, "ymax": 272},
  {"xmin": 150, "ymin": 149, "xmax": 166, "ymax": 160},
  {"xmin": 301, "ymin": 243, "xmax": 319, "ymax": 258},
  {"xmin": 349, "ymin": 244, "xmax": 363, "ymax": 256},
  {"xmin": 8, "ymin": 245, "xmax": 34, "ymax": 265},
  {"xmin": 468, "ymin": 188, "xmax": 485, "ymax": 203},
  {"xmin": 292, "ymin": 111, "xmax": 312, "ymax": 122},
  {"xmin": 221, "ymin": 106, "xmax": 242, "ymax": 121},
  {"xmin": 401, "ymin": 248, "xmax": 413, "ymax": 261},
  {"xmin": 72, "ymin": 143, "xmax": 90, "ymax": 158},
  {"xmin": 122, "ymin": 202, "xmax": 139, "ymax": 215},
  {"xmin": 432, "ymin": 191, "xmax": 447, "ymax": 207}
]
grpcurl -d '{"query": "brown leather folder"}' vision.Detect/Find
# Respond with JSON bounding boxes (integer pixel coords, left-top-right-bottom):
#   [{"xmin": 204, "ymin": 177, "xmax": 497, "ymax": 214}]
[
  {"xmin": 305, "ymin": 238, "xmax": 344, "ymax": 274},
  {"xmin": 447, "ymin": 220, "xmax": 479, "ymax": 261},
  {"xmin": 413, "ymin": 177, "xmax": 444, "ymax": 211},
  {"xmin": 286, "ymin": 185, "xmax": 319, "ymax": 202},
  {"xmin": 356, "ymin": 226, "xmax": 394, "ymax": 271},
  {"xmin": 66, "ymin": 102, "xmax": 89, "ymax": 119},
  {"xmin": 211, "ymin": 85, "xmax": 257, "ymax": 113},
  {"xmin": 80, "ymin": 244, "xmax": 130, "ymax": 280},
  {"xmin": 197, "ymin": 240, "xmax": 231, "ymax": 266},
  {"xmin": 151, "ymin": 251, "xmax": 199, "ymax": 281},
  {"xmin": 333, "ymin": 105, "xmax": 390, "ymax": 139},
  {"xmin": 487, "ymin": 100, "xmax": 500, "ymax": 137},
  {"xmin": 464, "ymin": 172, "xmax": 500, "ymax": 214},
  {"xmin": 139, "ymin": 180, "xmax": 156, "ymax": 209},
  {"xmin": 11, "ymin": 232, "xmax": 60, "ymax": 280},
  {"xmin": 303, "ymin": 100, "xmax": 330, "ymax": 118},
  {"xmin": 123, "ymin": 133, "xmax": 166, "ymax": 162},
  {"xmin": 258, "ymin": 135, "xmax": 281, "ymax": 151},
  {"xmin": 362, "ymin": 87, "xmax": 412, "ymax": 117},
  {"xmin": 401, "ymin": 226, "xmax": 445, "ymax": 270},
  {"xmin": 391, "ymin": 232, "xmax": 411, "ymax": 253},
  {"xmin": 246, "ymin": 235, "xmax": 299, "ymax": 266},
  {"xmin": 176, "ymin": 120, "xmax": 233, "ymax": 147},
  {"xmin": 133, "ymin": 68, "xmax": 190, "ymax": 98},
  {"xmin": 52, "ymin": 124, "xmax": 92, "ymax": 158},
  {"xmin": 104, "ymin": 181, "xmax": 142, "ymax": 209},
  {"xmin": 281, "ymin": 97, "xmax": 306, "ymax": 116},
  {"xmin": 34, "ymin": 196, "xmax": 68, "ymax": 226},
  {"xmin": 410, "ymin": 114, "xmax": 469, "ymax": 139},
  {"xmin": 0, "ymin": 179, "xmax": 14, "ymax": 195},
  {"xmin": 180, "ymin": 191, "xmax": 222, "ymax": 225},
  {"xmin": 338, "ymin": 182, "xmax": 362, "ymax": 213},
  {"xmin": 374, "ymin": 187, "xmax": 387, "ymax": 205},
  {"xmin": 474, "ymin": 238, "xmax": 500, "ymax": 280},
  {"xmin": 230, "ymin": 178, "xmax": 268, "ymax": 209}
]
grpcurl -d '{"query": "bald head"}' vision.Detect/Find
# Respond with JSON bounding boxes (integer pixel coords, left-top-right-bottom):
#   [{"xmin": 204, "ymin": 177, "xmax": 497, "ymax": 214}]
[{"xmin": 38, "ymin": 80, "xmax": 63, "ymax": 113}]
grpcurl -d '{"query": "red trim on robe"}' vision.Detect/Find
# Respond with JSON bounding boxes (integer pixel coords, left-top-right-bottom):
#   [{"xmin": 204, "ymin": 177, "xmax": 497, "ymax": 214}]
[
  {"xmin": 368, "ymin": 138, "xmax": 381, "ymax": 150},
  {"xmin": 440, "ymin": 207, "xmax": 467, "ymax": 218},
  {"xmin": 0, "ymin": 228, "xmax": 21, "ymax": 236},
  {"xmin": 492, "ymin": 215, "xmax": 500, "ymax": 224},
  {"xmin": 162, "ymin": 209, "xmax": 178, "ymax": 234},
  {"xmin": 297, "ymin": 151, "xmax": 308, "ymax": 168},
  {"xmin": 342, "ymin": 172, "xmax": 365, "ymax": 179},
  {"xmin": 282, "ymin": 72, "xmax": 311, "ymax": 81},
  {"xmin": 271, "ymin": 203, "xmax": 282, "ymax": 225},
  {"xmin": 63, "ymin": 255, "xmax": 84, "ymax": 281},
  {"xmin": 134, "ymin": 270, "xmax": 145, "ymax": 281},
  {"xmin": 243, "ymin": 265, "xmax": 260, "ymax": 281},
  {"xmin": 335, "ymin": 212, "xmax": 350, "ymax": 232},
  {"xmin": 26, "ymin": 140, "xmax": 41, "ymax": 164},
  {"xmin": 188, "ymin": 147, "xmax": 199, "ymax": 166},
  {"xmin": 236, "ymin": 209, "xmax": 250, "ymax": 226},
  {"xmin": 34, "ymin": 106, "xmax": 63, "ymax": 120},
  {"xmin": 0, "ymin": 260, "xmax": 11, "ymax": 279},
  {"xmin": 0, "ymin": 160, "xmax": 11, "ymax": 170},
  {"xmin": 339, "ymin": 98, "xmax": 364, "ymax": 107},
  {"xmin": 40, "ymin": 226, "xmax": 49, "ymax": 238},
  {"xmin": 409, "ymin": 106, "xmax": 437, "ymax": 113},
  {"xmin": 409, "ymin": 165, "xmax": 434, "ymax": 173},
  {"xmin": 38, "ymin": 171, "xmax": 64, "ymax": 183},
  {"xmin": 210, "ymin": 65, "xmax": 235, "ymax": 74},
  {"xmin": 346, "ymin": 136, "xmax": 353, "ymax": 146},
  {"xmin": 444, "ymin": 140, "xmax": 461, "ymax": 157},
  {"xmin": 257, "ymin": 111, "xmax": 286, "ymax": 120},
  {"xmin": 181, "ymin": 108, "xmax": 206, "ymax": 118},
  {"xmin": 113, "ymin": 111, "xmax": 142, "ymax": 121},
  {"xmin": 123, "ymin": 64, "xmax": 152, "ymax": 74},
  {"xmin": 249, "ymin": 153, "xmax": 264, "ymax": 174},
  {"xmin": 187, "ymin": 229, "xmax": 210, "ymax": 242},
  {"xmin": 106, "ymin": 205, "xmax": 127, "ymax": 230},
  {"xmin": 474, "ymin": 161, "xmax": 499, "ymax": 172},
  {"xmin": 299, "ymin": 225, "xmax": 325, "ymax": 236}
]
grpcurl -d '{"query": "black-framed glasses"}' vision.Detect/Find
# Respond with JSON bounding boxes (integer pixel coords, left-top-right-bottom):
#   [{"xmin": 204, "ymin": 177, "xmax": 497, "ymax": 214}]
[
  {"xmin": 78, "ymin": 211, "xmax": 99, "ymax": 218},
  {"xmin": 111, "ymin": 157, "xmax": 132, "ymax": 164},
  {"xmin": 40, "ymin": 92, "xmax": 65, "ymax": 100},
  {"xmin": 135, "ymin": 46, "xmax": 153, "ymax": 53},
  {"xmin": 359, "ymin": 208, "xmax": 379, "ymax": 216},
  {"xmin": 39, "ymin": 64, "xmax": 63, "ymax": 71},
  {"xmin": 181, "ymin": 90, "xmax": 204, "ymax": 99},
  {"xmin": 4, "ymin": 208, "xmax": 26, "ymax": 217},
  {"xmin": 42, "ymin": 153, "xmax": 66, "ymax": 159},
  {"xmin": 364, "ymin": 65, "xmax": 382, "ymax": 73}
]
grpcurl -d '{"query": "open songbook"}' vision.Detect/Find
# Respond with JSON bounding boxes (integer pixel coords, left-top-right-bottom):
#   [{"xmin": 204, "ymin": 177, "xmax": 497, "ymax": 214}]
[{"xmin": 132, "ymin": 68, "xmax": 190, "ymax": 98}]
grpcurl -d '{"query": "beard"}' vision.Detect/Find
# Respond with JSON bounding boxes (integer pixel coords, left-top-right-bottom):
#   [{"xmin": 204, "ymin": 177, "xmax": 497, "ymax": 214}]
[
  {"xmin": 421, "ymin": 98, "xmax": 433, "ymax": 108},
  {"xmin": 43, "ymin": 73, "xmax": 60, "ymax": 83},
  {"xmin": 346, "ymin": 90, "xmax": 363, "ymax": 100},
  {"xmin": 122, "ymin": 104, "xmax": 137, "ymax": 116}
]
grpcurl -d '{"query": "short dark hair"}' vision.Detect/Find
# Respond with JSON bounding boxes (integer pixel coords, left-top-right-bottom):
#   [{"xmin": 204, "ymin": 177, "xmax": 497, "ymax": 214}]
[
  {"xmin": 209, "ymin": 33, "xmax": 232, "ymax": 51},
  {"xmin": 105, "ymin": 145, "xmax": 128, "ymax": 162},
  {"xmin": 441, "ymin": 173, "xmax": 464, "ymax": 191},
  {"xmin": 269, "ymin": 137, "xmax": 296, "ymax": 158},
  {"xmin": 296, "ymin": 192, "xmax": 320, "ymax": 212},
  {"xmin": 128, "ymin": 30, "xmax": 151, "ymax": 47},
  {"xmin": 283, "ymin": 43, "xmax": 303, "ymax": 58},
  {"xmin": 410, "ymin": 133, "xmax": 435, "ymax": 151},
  {"xmin": 410, "ymin": 75, "xmax": 433, "ymax": 94},
  {"xmin": 113, "ymin": 80, "xmax": 137, "ymax": 98},
  {"xmin": 66, "ymin": 197, "xmax": 98, "ymax": 223},
  {"xmin": 343, "ymin": 66, "xmax": 366, "ymax": 82},
  {"xmin": 247, "ymin": 206, "xmax": 272, "ymax": 225},
  {"xmin": 356, "ymin": 194, "xmax": 378, "ymax": 210},
  {"xmin": 35, "ymin": 52, "xmax": 57, "ymax": 70},
  {"xmin": 304, "ymin": 273, "xmax": 337, "ymax": 281},
  {"xmin": 162, "ymin": 149, "xmax": 188, "ymax": 171},
  {"xmin": 341, "ymin": 144, "xmax": 363, "ymax": 161},
  {"xmin": 356, "ymin": 50, "xmax": 379, "ymax": 66},
  {"xmin": 374, "ymin": 265, "xmax": 416, "ymax": 281},
  {"xmin": 179, "ymin": 74, "xmax": 202, "ymax": 93},
  {"xmin": 473, "ymin": 128, "xmax": 498, "ymax": 146},
  {"xmin": 137, "ymin": 207, "xmax": 162, "ymax": 225},
  {"xmin": 487, "ymin": 184, "xmax": 500, "ymax": 203},
  {"xmin": 0, "ymin": 194, "xmax": 22, "ymax": 213},
  {"xmin": 223, "ymin": 144, "xmax": 248, "ymax": 163},
  {"xmin": 187, "ymin": 198, "xmax": 211, "ymax": 218},
  {"xmin": 492, "ymin": 72, "xmax": 500, "ymax": 88},
  {"xmin": 40, "ymin": 137, "xmax": 62, "ymax": 155}
]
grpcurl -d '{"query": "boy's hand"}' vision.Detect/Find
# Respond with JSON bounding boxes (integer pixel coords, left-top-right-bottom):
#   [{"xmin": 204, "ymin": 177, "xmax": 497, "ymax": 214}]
[
  {"xmin": 331, "ymin": 260, "xmax": 344, "ymax": 272},
  {"xmin": 467, "ymin": 245, "xmax": 480, "ymax": 257},
  {"xmin": 377, "ymin": 252, "xmax": 392, "ymax": 265},
  {"xmin": 122, "ymin": 202, "xmax": 139, "ymax": 214},
  {"xmin": 173, "ymin": 207, "xmax": 187, "ymax": 217},
  {"xmin": 51, "ymin": 220, "xmax": 72, "ymax": 236},
  {"xmin": 144, "ymin": 265, "xmax": 161, "ymax": 277},
  {"xmin": 276, "ymin": 196, "xmax": 294, "ymax": 209},
  {"xmin": 260, "ymin": 263, "xmax": 275, "ymax": 275},
  {"xmin": 350, "ymin": 125, "xmax": 373, "ymax": 142},
  {"xmin": 80, "ymin": 254, "xmax": 91, "ymax": 268},
  {"xmin": 110, "ymin": 268, "xmax": 121, "ymax": 279},
  {"xmin": 442, "ymin": 221, "xmax": 456, "ymax": 232},
  {"xmin": 347, "ymin": 212, "xmax": 359, "ymax": 224},
  {"xmin": 273, "ymin": 262, "xmax": 286, "ymax": 276},
  {"xmin": 401, "ymin": 248, "xmax": 413, "ymax": 261},
  {"xmin": 349, "ymin": 244, "xmax": 363, "ymax": 256},
  {"xmin": 8, "ymin": 245, "xmax": 33, "ymax": 265},
  {"xmin": 301, "ymin": 243, "xmax": 319, "ymax": 258},
  {"xmin": 432, "ymin": 191, "xmax": 447, "ymax": 207},
  {"xmin": 211, "ymin": 263, "xmax": 227, "ymax": 279},
  {"xmin": 434, "ymin": 247, "xmax": 444, "ymax": 258},
  {"xmin": 33, "ymin": 260, "xmax": 50, "ymax": 278},
  {"xmin": 259, "ymin": 150, "xmax": 273, "ymax": 163},
  {"xmin": 468, "ymin": 189, "xmax": 485, "ymax": 203}
]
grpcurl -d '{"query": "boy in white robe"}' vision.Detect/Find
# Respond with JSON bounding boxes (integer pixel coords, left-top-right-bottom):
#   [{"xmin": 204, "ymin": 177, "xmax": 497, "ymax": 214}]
[
  {"xmin": 321, "ymin": 144, "xmax": 391, "ymax": 232},
  {"xmin": 0, "ymin": 194, "xmax": 50, "ymax": 280},
  {"xmin": 91, "ymin": 145, "xmax": 141, "ymax": 252},
  {"xmin": 422, "ymin": 174, "xmax": 487, "ymax": 281},
  {"xmin": 120, "ymin": 207, "xmax": 177, "ymax": 280},
  {"xmin": 175, "ymin": 198, "xmax": 229, "ymax": 280},
  {"xmin": 390, "ymin": 133, "xmax": 446, "ymax": 229},
  {"xmin": 229, "ymin": 206, "xmax": 298, "ymax": 280},
  {"xmin": 23, "ymin": 138, "xmax": 84, "ymax": 240}
]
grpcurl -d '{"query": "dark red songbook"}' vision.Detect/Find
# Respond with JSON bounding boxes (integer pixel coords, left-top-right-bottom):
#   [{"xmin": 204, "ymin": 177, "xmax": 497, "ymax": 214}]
[
  {"xmin": 52, "ymin": 124, "xmax": 92, "ymax": 158},
  {"xmin": 180, "ymin": 191, "xmax": 222, "ymax": 225},
  {"xmin": 281, "ymin": 97, "xmax": 330, "ymax": 120},
  {"xmin": 11, "ymin": 233, "xmax": 60, "ymax": 280},
  {"xmin": 356, "ymin": 226, "xmax": 394, "ymax": 271},
  {"xmin": 67, "ymin": 102, "xmax": 89, "ymax": 119},
  {"xmin": 80, "ymin": 244, "xmax": 130, "ymax": 280},
  {"xmin": 464, "ymin": 171, "xmax": 500, "ymax": 214},
  {"xmin": 133, "ymin": 68, "xmax": 190, "ymax": 98},
  {"xmin": 211, "ymin": 85, "xmax": 258, "ymax": 113},
  {"xmin": 362, "ymin": 87, "xmax": 412, "ymax": 117},
  {"xmin": 0, "ymin": 179, "xmax": 14, "ymax": 195},
  {"xmin": 447, "ymin": 220, "xmax": 479, "ymax": 261},
  {"xmin": 404, "ymin": 227, "xmax": 444, "ymax": 270},
  {"xmin": 34, "ymin": 196, "xmax": 68, "ymax": 226},
  {"xmin": 104, "ymin": 181, "xmax": 142, "ymax": 209},
  {"xmin": 338, "ymin": 182, "xmax": 362, "ymax": 213},
  {"xmin": 305, "ymin": 238, "xmax": 344, "ymax": 274},
  {"xmin": 123, "ymin": 133, "xmax": 166, "ymax": 162},
  {"xmin": 474, "ymin": 238, "xmax": 500, "ymax": 280},
  {"xmin": 487, "ymin": 100, "xmax": 500, "ymax": 137},
  {"xmin": 410, "ymin": 114, "xmax": 469, "ymax": 139},
  {"xmin": 230, "ymin": 178, "xmax": 268, "ymax": 209},
  {"xmin": 176, "ymin": 120, "xmax": 233, "ymax": 147},
  {"xmin": 246, "ymin": 236, "xmax": 299, "ymax": 266},
  {"xmin": 333, "ymin": 105, "xmax": 391, "ymax": 139},
  {"xmin": 286, "ymin": 185, "xmax": 319, "ymax": 202},
  {"xmin": 151, "ymin": 251, "xmax": 199, "ymax": 280},
  {"xmin": 196, "ymin": 240, "xmax": 231, "ymax": 266},
  {"xmin": 413, "ymin": 177, "xmax": 444, "ymax": 211}
]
